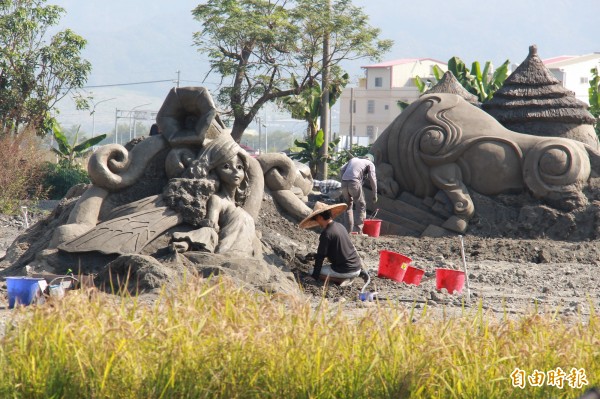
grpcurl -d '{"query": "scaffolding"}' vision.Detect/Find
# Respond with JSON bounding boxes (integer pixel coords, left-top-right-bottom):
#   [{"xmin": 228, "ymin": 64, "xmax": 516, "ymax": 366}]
[{"xmin": 113, "ymin": 108, "xmax": 158, "ymax": 145}]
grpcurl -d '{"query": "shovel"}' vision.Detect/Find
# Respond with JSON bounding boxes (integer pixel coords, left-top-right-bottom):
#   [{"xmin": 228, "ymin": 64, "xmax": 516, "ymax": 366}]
[{"xmin": 459, "ymin": 235, "xmax": 471, "ymax": 301}]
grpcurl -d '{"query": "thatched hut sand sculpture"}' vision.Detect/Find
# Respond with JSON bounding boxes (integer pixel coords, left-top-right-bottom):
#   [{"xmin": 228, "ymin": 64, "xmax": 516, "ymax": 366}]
[{"xmin": 483, "ymin": 45, "xmax": 598, "ymax": 149}]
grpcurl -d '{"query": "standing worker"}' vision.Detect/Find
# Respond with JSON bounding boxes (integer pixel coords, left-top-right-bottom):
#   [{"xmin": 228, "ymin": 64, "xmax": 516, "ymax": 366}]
[
  {"xmin": 340, "ymin": 154, "xmax": 378, "ymax": 234},
  {"xmin": 299, "ymin": 202, "xmax": 362, "ymax": 285}
]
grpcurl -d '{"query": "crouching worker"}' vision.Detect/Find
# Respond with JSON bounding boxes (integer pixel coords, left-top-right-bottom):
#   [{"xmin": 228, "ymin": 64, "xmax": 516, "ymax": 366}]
[{"xmin": 299, "ymin": 202, "xmax": 362, "ymax": 286}]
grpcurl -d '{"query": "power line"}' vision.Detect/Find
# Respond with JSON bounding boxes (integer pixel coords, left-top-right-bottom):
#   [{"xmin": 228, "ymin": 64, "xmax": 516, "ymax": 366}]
[{"xmin": 82, "ymin": 79, "xmax": 174, "ymax": 89}]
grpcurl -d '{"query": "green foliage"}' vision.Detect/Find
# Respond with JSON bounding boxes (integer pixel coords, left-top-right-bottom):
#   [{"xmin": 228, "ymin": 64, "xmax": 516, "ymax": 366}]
[
  {"xmin": 42, "ymin": 162, "xmax": 89, "ymax": 200},
  {"xmin": 415, "ymin": 57, "xmax": 510, "ymax": 102},
  {"xmin": 413, "ymin": 65, "xmax": 445, "ymax": 94},
  {"xmin": 192, "ymin": 0, "xmax": 392, "ymax": 142},
  {"xmin": 329, "ymin": 143, "xmax": 371, "ymax": 178},
  {"xmin": 280, "ymin": 70, "xmax": 349, "ymax": 141},
  {"xmin": 589, "ymin": 67, "xmax": 600, "ymax": 137},
  {"xmin": 51, "ymin": 122, "xmax": 106, "ymax": 167},
  {"xmin": 0, "ymin": 278, "xmax": 599, "ymax": 398},
  {"xmin": 0, "ymin": 0, "xmax": 91, "ymax": 136},
  {"xmin": 397, "ymin": 99, "xmax": 410, "ymax": 110},
  {"xmin": 289, "ymin": 129, "xmax": 341, "ymax": 177}
]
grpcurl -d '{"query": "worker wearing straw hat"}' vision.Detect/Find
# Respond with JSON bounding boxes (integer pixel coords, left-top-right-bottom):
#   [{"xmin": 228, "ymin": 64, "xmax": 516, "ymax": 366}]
[{"xmin": 299, "ymin": 201, "xmax": 362, "ymax": 284}]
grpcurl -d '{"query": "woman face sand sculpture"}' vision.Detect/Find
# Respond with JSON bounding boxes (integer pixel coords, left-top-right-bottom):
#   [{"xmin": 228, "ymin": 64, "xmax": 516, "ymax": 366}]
[
  {"xmin": 216, "ymin": 156, "xmax": 245, "ymax": 187},
  {"xmin": 171, "ymin": 137, "xmax": 256, "ymax": 255}
]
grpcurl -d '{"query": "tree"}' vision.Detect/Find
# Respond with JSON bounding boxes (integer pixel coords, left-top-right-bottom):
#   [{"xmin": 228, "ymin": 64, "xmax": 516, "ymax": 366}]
[
  {"xmin": 192, "ymin": 0, "xmax": 392, "ymax": 143},
  {"xmin": 289, "ymin": 129, "xmax": 340, "ymax": 177},
  {"xmin": 589, "ymin": 67, "xmax": 600, "ymax": 137},
  {"xmin": 51, "ymin": 123, "xmax": 106, "ymax": 168},
  {"xmin": 328, "ymin": 143, "xmax": 370, "ymax": 178},
  {"xmin": 0, "ymin": 0, "xmax": 91, "ymax": 136},
  {"xmin": 415, "ymin": 57, "xmax": 510, "ymax": 102},
  {"xmin": 280, "ymin": 70, "xmax": 348, "ymax": 141}
]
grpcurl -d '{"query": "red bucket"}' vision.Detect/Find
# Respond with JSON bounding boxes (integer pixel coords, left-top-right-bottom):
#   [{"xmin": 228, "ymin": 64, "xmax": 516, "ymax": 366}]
[
  {"xmin": 363, "ymin": 219, "xmax": 382, "ymax": 237},
  {"xmin": 402, "ymin": 265, "xmax": 425, "ymax": 286},
  {"xmin": 378, "ymin": 251, "xmax": 411, "ymax": 282},
  {"xmin": 436, "ymin": 268, "xmax": 465, "ymax": 294}
]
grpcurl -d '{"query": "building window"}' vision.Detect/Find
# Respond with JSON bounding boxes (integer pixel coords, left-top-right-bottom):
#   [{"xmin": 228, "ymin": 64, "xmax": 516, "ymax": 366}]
[
  {"xmin": 375, "ymin": 77, "xmax": 382, "ymax": 87},
  {"xmin": 581, "ymin": 77, "xmax": 589, "ymax": 84},
  {"xmin": 384, "ymin": 104, "xmax": 389, "ymax": 110},
  {"xmin": 367, "ymin": 100, "xmax": 375, "ymax": 114},
  {"xmin": 366, "ymin": 125, "xmax": 374, "ymax": 138}
]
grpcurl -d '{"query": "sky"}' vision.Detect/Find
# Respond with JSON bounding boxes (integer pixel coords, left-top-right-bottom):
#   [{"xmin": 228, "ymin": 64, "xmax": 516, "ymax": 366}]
[{"xmin": 49, "ymin": 0, "xmax": 600, "ymax": 139}]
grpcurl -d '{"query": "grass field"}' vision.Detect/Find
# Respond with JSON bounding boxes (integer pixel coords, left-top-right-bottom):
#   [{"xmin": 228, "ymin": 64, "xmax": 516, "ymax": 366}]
[{"xmin": 0, "ymin": 277, "xmax": 598, "ymax": 398}]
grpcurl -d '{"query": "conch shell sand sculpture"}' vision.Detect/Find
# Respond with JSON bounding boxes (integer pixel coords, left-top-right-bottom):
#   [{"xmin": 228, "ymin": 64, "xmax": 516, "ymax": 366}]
[{"xmin": 370, "ymin": 93, "xmax": 600, "ymax": 233}]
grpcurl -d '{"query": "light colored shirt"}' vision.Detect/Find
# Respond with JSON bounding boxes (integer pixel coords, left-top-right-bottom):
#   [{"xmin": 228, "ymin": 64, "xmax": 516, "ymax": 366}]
[
  {"xmin": 313, "ymin": 179, "xmax": 342, "ymax": 194},
  {"xmin": 340, "ymin": 157, "xmax": 377, "ymax": 192}
]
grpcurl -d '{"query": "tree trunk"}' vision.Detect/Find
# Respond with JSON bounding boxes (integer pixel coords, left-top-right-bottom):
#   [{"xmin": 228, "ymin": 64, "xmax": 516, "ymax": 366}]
[
  {"xmin": 308, "ymin": 122, "xmax": 318, "ymax": 141},
  {"xmin": 230, "ymin": 118, "xmax": 251, "ymax": 143}
]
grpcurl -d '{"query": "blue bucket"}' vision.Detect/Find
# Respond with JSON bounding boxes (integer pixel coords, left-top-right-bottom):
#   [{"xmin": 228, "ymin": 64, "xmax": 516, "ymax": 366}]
[{"xmin": 6, "ymin": 277, "xmax": 45, "ymax": 308}]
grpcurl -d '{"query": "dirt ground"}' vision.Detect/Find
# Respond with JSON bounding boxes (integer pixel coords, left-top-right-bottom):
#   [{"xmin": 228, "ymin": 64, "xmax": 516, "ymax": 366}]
[
  {"xmin": 1, "ymin": 195, "xmax": 600, "ymax": 325},
  {"xmin": 256, "ymin": 193, "xmax": 600, "ymax": 321}
]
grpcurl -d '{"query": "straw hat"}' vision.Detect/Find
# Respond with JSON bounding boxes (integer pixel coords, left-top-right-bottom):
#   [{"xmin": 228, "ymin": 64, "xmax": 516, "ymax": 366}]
[{"xmin": 299, "ymin": 201, "xmax": 348, "ymax": 229}]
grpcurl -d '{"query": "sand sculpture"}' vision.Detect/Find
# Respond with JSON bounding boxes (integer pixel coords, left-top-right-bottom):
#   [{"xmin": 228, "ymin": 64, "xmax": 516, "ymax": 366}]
[
  {"xmin": 48, "ymin": 87, "xmax": 312, "ymax": 254},
  {"xmin": 424, "ymin": 71, "xmax": 481, "ymax": 107},
  {"xmin": 257, "ymin": 153, "xmax": 313, "ymax": 221},
  {"xmin": 483, "ymin": 45, "xmax": 598, "ymax": 149},
  {"xmin": 50, "ymin": 87, "xmax": 264, "ymax": 255},
  {"xmin": 370, "ymin": 92, "xmax": 600, "ymax": 234},
  {"xmin": 1, "ymin": 86, "xmax": 302, "ymax": 295}
]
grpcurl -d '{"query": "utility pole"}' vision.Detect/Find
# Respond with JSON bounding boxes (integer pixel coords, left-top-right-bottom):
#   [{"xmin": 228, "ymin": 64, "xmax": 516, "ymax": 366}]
[
  {"xmin": 175, "ymin": 70, "xmax": 180, "ymax": 88},
  {"xmin": 317, "ymin": 0, "xmax": 331, "ymax": 180},
  {"xmin": 264, "ymin": 108, "xmax": 268, "ymax": 153},
  {"xmin": 348, "ymin": 87, "xmax": 354, "ymax": 149},
  {"xmin": 256, "ymin": 116, "xmax": 262, "ymax": 154},
  {"xmin": 114, "ymin": 108, "xmax": 119, "ymax": 144}
]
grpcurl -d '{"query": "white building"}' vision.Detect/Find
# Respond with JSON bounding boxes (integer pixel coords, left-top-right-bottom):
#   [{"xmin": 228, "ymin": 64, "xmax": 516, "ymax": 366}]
[
  {"xmin": 543, "ymin": 53, "xmax": 600, "ymax": 104},
  {"xmin": 338, "ymin": 58, "xmax": 447, "ymax": 146}
]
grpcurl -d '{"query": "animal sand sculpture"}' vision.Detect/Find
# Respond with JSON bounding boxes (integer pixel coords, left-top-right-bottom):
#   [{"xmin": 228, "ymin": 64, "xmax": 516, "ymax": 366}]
[
  {"xmin": 3, "ymin": 87, "xmax": 302, "ymax": 295},
  {"xmin": 370, "ymin": 92, "xmax": 600, "ymax": 234}
]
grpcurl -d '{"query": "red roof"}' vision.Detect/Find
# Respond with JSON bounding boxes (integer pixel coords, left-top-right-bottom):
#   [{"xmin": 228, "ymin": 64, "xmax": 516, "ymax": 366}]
[
  {"xmin": 362, "ymin": 58, "xmax": 446, "ymax": 68},
  {"xmin": 543, "ymin": 55, "xmax": 577, "ymax": 65},
  {"xmin": 240, "ymin": 144, "xmax": 259, "ymax": 156}
]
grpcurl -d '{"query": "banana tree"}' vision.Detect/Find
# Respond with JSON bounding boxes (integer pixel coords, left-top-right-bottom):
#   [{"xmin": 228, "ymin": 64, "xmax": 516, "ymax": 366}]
[
  {"xmin": 589, "ymin": 67, "xmax": 600, "ymax": 137},
  {"xmin": 51, "ymin": 122, "xmax": 106, "ymax": 167},
  {"xmin": 414, "ymin": 64, "xmax": 445, "ymax": 93},
  {"xmin": 280, "ymin": 71, "xmax": 349, "ymax": 141},
  {"xmin": 415, "ymin": 57, "xmax": 510, "ymax": 102},
  {"xmin": 289, "ymin": 129, "xmax": 341, "ymax": 177},
  {"xmin": 467, "ymin": 58, "xmax": 510, "ymax": 101}
]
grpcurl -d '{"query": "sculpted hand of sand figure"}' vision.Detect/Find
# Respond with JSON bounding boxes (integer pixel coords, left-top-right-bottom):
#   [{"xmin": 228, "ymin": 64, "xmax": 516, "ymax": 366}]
[{"xmin": 169, "ymin": 137, "xmax": 255, "ymax": 255}]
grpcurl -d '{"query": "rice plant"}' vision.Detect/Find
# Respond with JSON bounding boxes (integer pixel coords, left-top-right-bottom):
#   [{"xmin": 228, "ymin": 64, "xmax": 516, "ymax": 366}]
[{"xmin": 0, "ymin": 277, "xmax": 598, "ymax": 398}]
